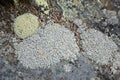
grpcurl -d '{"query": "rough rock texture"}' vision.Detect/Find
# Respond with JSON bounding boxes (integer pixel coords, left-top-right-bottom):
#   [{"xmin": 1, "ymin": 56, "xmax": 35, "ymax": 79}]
[
  {"xmin": 0, "ymin": 0, "xmax": 120, "ymax": 80},
  {"xmin": 50, "ymin": 55, "xmax": 98, "ymax": 80},
  {"xmin": 0, "ymin": 54, "xmax": 99, "ymax": 80},
  {"xmin": 103, "ymin": 9, "xmax": 119, "ymax": 25},
  {"xmin": 92, "ymin": 9, "xmax": 120, "ymax": 47},
  {"xmin": 57, "ymin": 0, "xmax": 103, "ymax": 22},
  {"xmin": 14, "ymin": 21, "xmax": 79, "ymax": 69}
]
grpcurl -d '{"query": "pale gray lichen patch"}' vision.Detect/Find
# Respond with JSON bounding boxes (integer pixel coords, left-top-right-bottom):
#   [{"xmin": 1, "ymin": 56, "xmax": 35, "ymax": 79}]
[
  {"xmin": 76, "ymin": 23, "xmax": 120, "ymax": 74},
  {"xmin": 74, "ymin": 19, "xmax": 120, "ymax": 74},
  {"xmin": 14, "ymin": 21, "xmax": 79, "ymax": 69},
  {"xmin": 79, "ymin": 28, "xmax": 119, "ymax": 65},
  {"xmin": 111, "ymin": 51, "xmax": 120, "ymax": 74}
]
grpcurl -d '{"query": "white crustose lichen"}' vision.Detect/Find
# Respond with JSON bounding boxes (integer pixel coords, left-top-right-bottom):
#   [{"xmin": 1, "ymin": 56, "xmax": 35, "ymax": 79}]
[
  {"xmin": 14, "ymin": 21, "xmax": 79, "ymax": 69},
  {"xmin": 78, "ymin": 26, "xmax": 119, "ymax": 65}
]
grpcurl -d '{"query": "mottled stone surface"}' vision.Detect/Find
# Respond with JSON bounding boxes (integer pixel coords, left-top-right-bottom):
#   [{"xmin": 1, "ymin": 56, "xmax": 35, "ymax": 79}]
[
  {"xmin": 0, "ymin": 0, "xmax": 120, "ymax": 80},
  {"xmin": 57, "ymin": 0, "xmax": 103, "ymax": 22}
]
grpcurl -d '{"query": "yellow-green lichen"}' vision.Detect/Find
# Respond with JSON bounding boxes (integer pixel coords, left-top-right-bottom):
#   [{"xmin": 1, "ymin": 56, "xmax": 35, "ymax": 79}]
[
  {"xmin": 34, "ymin": 0, "xmax": 49, "ymax": 14},
  {"xmin": 13, "ymin": 13, "xmax": 39, "ymax": 39},
  {"xmin": 13, "ymin": 0, "xmax": 19, "ymax": 5}
]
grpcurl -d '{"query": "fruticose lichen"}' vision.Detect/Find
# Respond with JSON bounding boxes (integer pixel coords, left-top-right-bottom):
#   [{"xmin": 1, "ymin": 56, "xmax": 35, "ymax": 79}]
[
  {"xmin": 14, "ymin": 21, "xmax": 79, "ymax": 69},
  {"xmin": 34, "ymin": 0, "xmax": 48, "ymax": 7},
  {"xmin": 34, "ymin": 0, "xmax": 49, "ymax": 14},
  {"xmin": 13, "ymin": 13, "xmax": 39, "ymax": 39}
]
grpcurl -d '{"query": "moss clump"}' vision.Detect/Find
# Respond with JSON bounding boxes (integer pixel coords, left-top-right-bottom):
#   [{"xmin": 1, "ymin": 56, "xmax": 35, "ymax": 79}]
[{"xmin": 13, "ymin": 13, "xmax": 39, "ymax": 39}]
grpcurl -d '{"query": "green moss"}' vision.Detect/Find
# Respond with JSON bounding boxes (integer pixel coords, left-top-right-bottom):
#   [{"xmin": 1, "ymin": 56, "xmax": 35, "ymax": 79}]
[{"xmin": 13, "ymin": 13, "xmax": 39, "ymax": 39}]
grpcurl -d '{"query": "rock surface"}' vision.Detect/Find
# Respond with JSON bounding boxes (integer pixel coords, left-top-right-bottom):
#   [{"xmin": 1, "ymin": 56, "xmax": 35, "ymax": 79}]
[{"xmin": 0, "ymin": 0, "xmax": 120, "ymax": 80}]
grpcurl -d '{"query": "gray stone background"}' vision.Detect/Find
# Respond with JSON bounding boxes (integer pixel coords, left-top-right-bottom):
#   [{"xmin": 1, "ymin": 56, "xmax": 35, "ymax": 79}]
[{"xmin": 0, "ymin": 0, "xmax": 120, "ymax": 80}]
